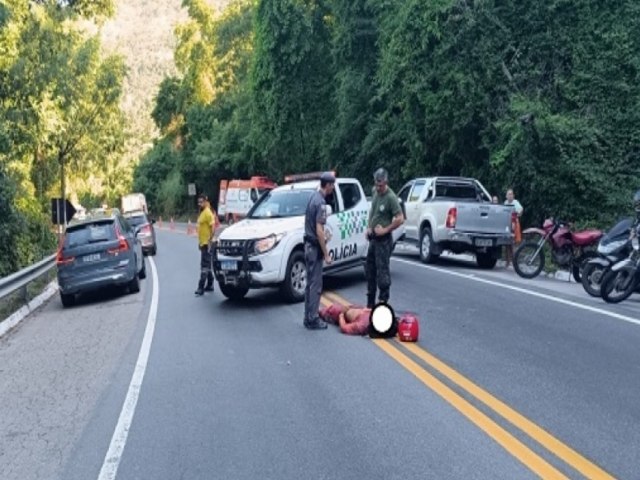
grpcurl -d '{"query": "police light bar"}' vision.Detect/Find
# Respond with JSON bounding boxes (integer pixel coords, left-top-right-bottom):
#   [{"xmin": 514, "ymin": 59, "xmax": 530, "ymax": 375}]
[{"xmin": 283, "ymin": 171, "xmax": 337, "ymax": 184}]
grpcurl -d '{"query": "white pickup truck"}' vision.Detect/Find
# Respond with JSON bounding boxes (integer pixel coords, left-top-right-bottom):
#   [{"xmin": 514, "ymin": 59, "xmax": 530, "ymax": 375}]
[
  {"xmin": 213, "ymin": 175, "xmax": 404, "ymax": 302},
  {"xmin": 397, "ymin": 176, "xmax": 515, "ymax": 268}
]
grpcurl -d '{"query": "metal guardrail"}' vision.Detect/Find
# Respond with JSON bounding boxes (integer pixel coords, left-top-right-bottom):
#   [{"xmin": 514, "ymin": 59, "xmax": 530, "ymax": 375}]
[{"xmin": 0, "ymin": 254, "xmax": 56, "ymax": 302}]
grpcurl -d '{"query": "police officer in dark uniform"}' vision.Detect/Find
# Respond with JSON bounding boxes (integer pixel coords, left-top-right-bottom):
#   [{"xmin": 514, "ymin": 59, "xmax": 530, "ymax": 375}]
[
  {"xmin": 303, "ymin": 172, "xmax": 336, "ymax": 330},
  {"xmin": 366, "ymin": 168, "xmax": 404, "ymax": 308}
]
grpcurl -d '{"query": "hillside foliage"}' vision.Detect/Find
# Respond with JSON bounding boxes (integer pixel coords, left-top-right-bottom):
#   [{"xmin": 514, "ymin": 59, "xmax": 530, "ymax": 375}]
[
  {"xmin": 0, "ymin": 0, "xmax": 126, "ymax": 275},
  {"xmin": 137, "ymin": 0, "xmax": 640, "ymax": 229}
]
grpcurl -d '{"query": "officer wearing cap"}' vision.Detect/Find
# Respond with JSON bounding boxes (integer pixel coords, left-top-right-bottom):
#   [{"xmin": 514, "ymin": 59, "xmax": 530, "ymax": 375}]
[
  {"xmin": 303, "ymin": 172, "xmax": 335, "ymax": 330},
  {"xmin": 365, "ymin": 167, "xmax": 404, "ymax": 308}
]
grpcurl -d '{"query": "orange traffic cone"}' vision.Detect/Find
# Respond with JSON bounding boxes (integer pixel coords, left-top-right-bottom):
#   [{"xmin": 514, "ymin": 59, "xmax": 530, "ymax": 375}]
[
  {"xmin": 170, "ymin": 217, "xmax": 175, "ymax": 230},
  {"xmin": 187, "ymin": 219, "xmax": 194, "ymax": 236},
  {"xmin": 158, "ymin": 216, "xmax": 163, "ymax": 228}
]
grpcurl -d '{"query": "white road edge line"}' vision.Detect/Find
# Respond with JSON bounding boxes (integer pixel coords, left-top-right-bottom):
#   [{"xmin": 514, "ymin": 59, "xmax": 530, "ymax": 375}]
[
  {"xmin": 392, "ymin": 257, "xmax": 640, "ymax": 327},
  {"xmin": 97, "ymin": 257, "xmax": 159, "ymax": 480}
]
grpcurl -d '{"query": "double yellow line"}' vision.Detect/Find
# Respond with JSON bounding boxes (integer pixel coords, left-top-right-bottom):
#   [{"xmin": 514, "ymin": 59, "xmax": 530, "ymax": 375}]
[{"xmin": 321, "ymin": 291, "xmax": 616, "ymax": 480}]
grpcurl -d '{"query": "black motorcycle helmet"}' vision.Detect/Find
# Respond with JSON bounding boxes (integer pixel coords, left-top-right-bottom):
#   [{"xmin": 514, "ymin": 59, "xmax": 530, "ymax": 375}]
[{"xmin": 634, "ymin": 189, "xmax": 640, "ymax": 213}]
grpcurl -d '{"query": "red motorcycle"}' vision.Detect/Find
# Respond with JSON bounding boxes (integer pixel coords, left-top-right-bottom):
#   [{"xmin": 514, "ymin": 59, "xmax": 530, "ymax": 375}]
[{"xmin": 513, "ymin": 218, "xmax": 603, "ymax": 282}]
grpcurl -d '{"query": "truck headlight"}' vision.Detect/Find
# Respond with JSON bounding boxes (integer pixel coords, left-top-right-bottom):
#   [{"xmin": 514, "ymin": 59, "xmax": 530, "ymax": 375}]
[{"xmin": 253, "ymin": 233, "xmax": 285, "ymax": 255}]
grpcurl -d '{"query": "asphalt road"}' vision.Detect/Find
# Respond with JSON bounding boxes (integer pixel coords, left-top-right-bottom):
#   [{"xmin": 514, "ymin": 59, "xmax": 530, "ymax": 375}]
[{"xmin": 2, "ymin": 227, "xmax": 640, "ymax": 479}]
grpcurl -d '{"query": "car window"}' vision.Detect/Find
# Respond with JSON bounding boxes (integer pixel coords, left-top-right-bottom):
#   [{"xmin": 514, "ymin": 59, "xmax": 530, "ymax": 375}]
[
  {"xmin": 125, "ymin": 214, "xmax": 147, "ymax": 227},
  {"xmin": 339, "ymin": 183, "xmax": 362, "ymax": 211},
  {"xmin": 409, "ymin": 181, "xmax": 426, "ymax": 202},
  {"xmin": 64, "ymin": 221, "xmax": 116, "ymax": 248},
  {"xmin": 118, "ymin": 216, "xmax": 132, "ymax": 233},
  {"xmin": 398, "ymin": 184, "xmax": 412, "ymax": 203},
  {"xmin": 251, "ymin": 189, "xmax": 258, "ymax": 203},
  {"xmin": 249, "ymin": 189, "xmax": 315, "ymax": 218}
]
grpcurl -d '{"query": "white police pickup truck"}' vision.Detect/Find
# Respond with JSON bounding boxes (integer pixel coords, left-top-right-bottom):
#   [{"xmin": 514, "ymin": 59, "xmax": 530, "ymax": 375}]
[{"xmin": 213, "ymin": 173, "xmax": 404, "ymax": 302}]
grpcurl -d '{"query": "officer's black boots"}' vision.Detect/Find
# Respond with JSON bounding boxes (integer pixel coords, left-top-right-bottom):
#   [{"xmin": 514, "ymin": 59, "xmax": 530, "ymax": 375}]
[
  {"xmin": 367, "ymin": 295, "xmax": 375, "ymax": 309},
  {"xmin": 305, "ymin": 320, "xmax": 328, "ymax": 330}
]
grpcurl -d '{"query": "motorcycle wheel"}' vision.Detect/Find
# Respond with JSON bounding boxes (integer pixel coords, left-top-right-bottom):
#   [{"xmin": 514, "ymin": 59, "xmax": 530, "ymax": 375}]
[
  {"xmin": 513, "ymin": 241, "xmax": 545, "ymax": 279},
  {"xmin": 600, "ymin": 268, "xmax": 637, "ymax": 304},
  {"xmin": 572, "ymin": 251, "xmax": 598, "ymax": 284},
  {"xmin": 581, "ymin": 262, "xmax": 608, "ymax": 297}
]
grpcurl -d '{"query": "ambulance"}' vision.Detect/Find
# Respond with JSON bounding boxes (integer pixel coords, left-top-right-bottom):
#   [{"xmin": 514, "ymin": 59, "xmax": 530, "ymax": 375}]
[
  {"xmin": 217, "ymin": 176, "xmax": 277, "ymax": 224},
  {"xmin": 213, "ymin": 171, "xmax": 405, "ymax": 303}
]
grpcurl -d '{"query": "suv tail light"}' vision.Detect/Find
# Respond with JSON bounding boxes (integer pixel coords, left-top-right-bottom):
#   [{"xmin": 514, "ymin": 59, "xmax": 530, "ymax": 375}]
[
  {"xmin": 108, "ymin": 235, "xmax": 129, "ymax": 255},
  {"xmin": 445, "ymin": 208, "xmax": 457, "ymax": 229},
  {"xmin": 108, "ymin": 224, "xmax": 129, "ymax": 255},
  {"xmin": 56, "ymin": 248, "xmax": 75, "ymax": 266},
  {"xmin": 139, "ymin": 224, "xmax": 152, "ymax": 235},
  {"xmin": 56, "ymin": 236, "xmax": 74, "ymax": 265}
]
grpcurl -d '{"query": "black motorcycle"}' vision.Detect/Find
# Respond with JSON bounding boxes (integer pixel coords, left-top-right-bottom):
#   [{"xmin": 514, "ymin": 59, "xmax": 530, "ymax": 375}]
[
  {"xmin": 600, "ymin": 225, "xmax": 640, "ymax": 304},
  {"xmin": 581, "ymin": 217, "xmax": 634, "ymax": 297}
]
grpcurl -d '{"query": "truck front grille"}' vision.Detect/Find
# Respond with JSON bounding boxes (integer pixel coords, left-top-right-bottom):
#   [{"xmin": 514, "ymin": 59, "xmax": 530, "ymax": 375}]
[{"xmin": 217, "ymin": 239, "xmax": 251, "ymax": 257}]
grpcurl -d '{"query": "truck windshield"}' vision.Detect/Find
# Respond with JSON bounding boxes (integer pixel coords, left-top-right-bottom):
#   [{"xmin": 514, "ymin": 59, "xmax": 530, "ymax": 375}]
[{"xmin": 248, "ymin": 189, "xmax": 314, "ymax": 219}]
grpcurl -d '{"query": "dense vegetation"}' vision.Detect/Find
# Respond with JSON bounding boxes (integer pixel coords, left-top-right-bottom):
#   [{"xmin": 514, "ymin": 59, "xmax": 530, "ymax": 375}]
[
  {"xmin": 0, "ymin": 0, "xmax": 127, "ymax": 275},
  {"xmin": 138, "ymin": 0, "xmax": 640, "ymax": 228},
  {"xmin": 3, "ymin": 0, "xmax": 639, "ymax": 276}
]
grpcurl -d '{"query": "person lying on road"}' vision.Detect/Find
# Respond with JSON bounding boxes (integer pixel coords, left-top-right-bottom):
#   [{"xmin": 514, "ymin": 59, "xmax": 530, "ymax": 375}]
[{"xmin": 319, "ymin": 303, "xmax": 371, "ymax": 336}]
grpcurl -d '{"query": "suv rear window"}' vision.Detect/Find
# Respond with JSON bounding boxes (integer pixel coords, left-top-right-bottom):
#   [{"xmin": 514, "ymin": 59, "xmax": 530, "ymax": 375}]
[{"xmin": 64, "ymin": 221, "xmax": 116, "ymax": 248}]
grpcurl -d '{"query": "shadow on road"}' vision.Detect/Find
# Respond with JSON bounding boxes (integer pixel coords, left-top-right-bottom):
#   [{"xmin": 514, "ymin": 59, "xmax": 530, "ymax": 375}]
[
  {"xmin": 392, "ymin": 249, "xmax": 481, "ymax": 271},
  {"xmin": 54, "ymin": 286, "xmax": 137, "ymax": 310}
]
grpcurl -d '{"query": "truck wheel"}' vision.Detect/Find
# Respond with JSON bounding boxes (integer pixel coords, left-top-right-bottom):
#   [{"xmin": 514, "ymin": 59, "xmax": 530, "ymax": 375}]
[
  {"xmin": 219, "ymin": 282, "xmax": 249, "ymax": 301},
  {"xmin": 139, "ymin": 258, "xmax": 147, "ymax": 279},
  {"xmin": 128, "ymin": 271, "xmax": 140, "ymax": 293},
  {"xmin": 281, "ymin": 250, "xmax": 306, "ymax": 303},
  {"xmin": 419, "ymin": 227, "xmax": 438, "ymax": 264},
  {"xmin": 476, "ymin": 251, "xmax": 498, "ymax": 269}
]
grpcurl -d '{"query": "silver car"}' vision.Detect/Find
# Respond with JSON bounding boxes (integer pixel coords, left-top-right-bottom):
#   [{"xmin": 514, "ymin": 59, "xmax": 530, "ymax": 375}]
[
  {"xmin": 124, "ymin": 210, "xmax": 157, "ymax": 256},
  {"xmin": 56, "ymin": 211, "xmax": 146, "ymax": 307}
]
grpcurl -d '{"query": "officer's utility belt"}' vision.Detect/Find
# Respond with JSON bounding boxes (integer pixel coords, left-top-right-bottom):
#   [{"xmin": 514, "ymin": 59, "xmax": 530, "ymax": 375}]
[{"xmin": 369, "ymin": 232, "xmax": 392, "ymax": 242}]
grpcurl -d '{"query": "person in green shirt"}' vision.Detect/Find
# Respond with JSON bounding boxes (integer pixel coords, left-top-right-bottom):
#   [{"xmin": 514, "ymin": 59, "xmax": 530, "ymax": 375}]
[{"xmin": 365, "ymin": 168, "xmax": 404, "ymax": 308}]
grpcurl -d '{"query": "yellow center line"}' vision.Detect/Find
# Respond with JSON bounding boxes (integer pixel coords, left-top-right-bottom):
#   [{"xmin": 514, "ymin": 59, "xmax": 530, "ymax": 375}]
[
  {"xmin": 326, "ymin": 290, "xmax": 615, "ymax": 480},
  {"xmin": 400, "ymin": 342, "xmax": 615, "ymax": 480},
  {"xmin": 376, "ymin": 340, "xmax": 568, "ymax": 479},
  {"xmin": 324, "ymin": 291, "xmax": 351, "ymax": 306}
]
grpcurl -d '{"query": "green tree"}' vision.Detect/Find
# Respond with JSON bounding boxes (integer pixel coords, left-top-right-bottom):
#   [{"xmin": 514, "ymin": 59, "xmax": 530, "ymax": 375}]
[
  {"xmin": 250, "ymin": 0, "xmax": 335, "ymax": 178},
  {"xmin": 0, "ymin": 0, "xmax": 126, "ymax": 274}
]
